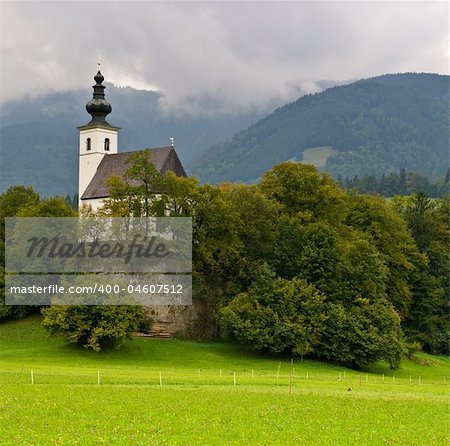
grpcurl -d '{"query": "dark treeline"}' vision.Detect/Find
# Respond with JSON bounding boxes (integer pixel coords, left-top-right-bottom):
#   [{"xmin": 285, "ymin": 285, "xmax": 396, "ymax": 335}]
[
  {"xmin": 337, "ymin": 168, "xmax": 449, "ymax": 197},
  {"xmin": 64, "ymin": 194, "xmax": 78, "ymax": 210}
]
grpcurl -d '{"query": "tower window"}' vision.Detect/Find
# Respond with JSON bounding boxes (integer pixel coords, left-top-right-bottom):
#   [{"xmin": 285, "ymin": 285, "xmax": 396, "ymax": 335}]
[
  {"xmin": 86, "ymin": 138, "xmax": 91, "ymax": 151},
  {"xmin": 104, "ymin": 138, "xmax": 110, "ymax": 151}
]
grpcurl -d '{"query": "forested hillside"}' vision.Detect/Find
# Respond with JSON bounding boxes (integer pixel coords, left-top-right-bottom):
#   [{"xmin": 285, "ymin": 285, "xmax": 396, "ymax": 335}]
[
  {"xmin": 190, "ymin": 73, "xmax": 449, "ymax": 184},
  {"xmin": 0, "ymin": 85, "xmax": 265, "ymax": 196},
  {"xmin": 1, "ymin": 73, "xmax": 447, "ymax": 196}
]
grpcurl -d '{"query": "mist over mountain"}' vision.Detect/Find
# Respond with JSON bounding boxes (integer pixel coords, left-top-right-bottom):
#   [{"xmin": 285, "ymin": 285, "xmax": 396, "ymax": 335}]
[
  {"xmin": 0, "ymin": 84, "xmax": 269, "ymax": 196},
  {"xmin": 1, "ymin": 74, "xmax": 447, "ymax": 197},
  {"xmin": 189, "ymin": 73, "xmax": 449, "ymax": 184}
]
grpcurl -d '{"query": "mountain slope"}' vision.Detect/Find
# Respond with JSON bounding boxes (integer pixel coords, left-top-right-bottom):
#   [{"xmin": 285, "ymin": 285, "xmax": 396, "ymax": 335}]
[
  {"xmin": 189, "ymin": 73, "xmax": 449, "ymax": 183},
  {"xmin": 0, "ymin": 85, "xmax": 266, "ymax": 196}
]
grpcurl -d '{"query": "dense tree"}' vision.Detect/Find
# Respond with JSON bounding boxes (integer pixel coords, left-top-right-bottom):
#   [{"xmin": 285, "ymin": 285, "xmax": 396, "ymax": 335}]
[
  {"xmin": 16, "ymin": 197, "xmax": 75, "ymax": 217},
  {"xmin": 0, "ymin": 185, "xmax": 39, "ymax": 240},
  {"xmin": 343, "ymin": 193, "xmax": 420, "ymax": 317},
  {"xmin": 0, "ymin": 187, "xmax": 70, "ymax": 321},
  {"xmin": 403, "ymin": 193, "xmax": 437, "ymax": 250},
  {"xmin": 342, "ymin": 170, "xmax": 448, "ymax": 197},
  {"xmin": 316, "ymin": 300, "xmax": 403, "ymax": 369},
  {"xmin": 163, "ymin": 173, "xmax": 200, "ymax": 217},
  {"xmin": 0, "ymin": 265, "xmax": 33, "ymax": 320},
  {"xmin": 0, "ymin": 188, "xmax": 74, "ymax": 322},
  {"xmin": 220, "ymin": 265, "xmax": 326, "ymax": 357},
  {"xmin": 220, "ymin": 184, "xmax": 278, "ymax": 267},
  {"xmin": 269, "ymin": 217, "xmax": 341, "ymax": 289},
  {"xmin": 220, "ymin": 163, "xmax": 412, "ymax": 368},
  {"xmin": 259, "ymin": 163, "xmax": 347, "ymax": 223},
  {"xmin": 393, "ymin": 194, "xmax": 449, "ymax": 353},
  {"xmin": 42, "ymin": 305, "xmax": 144, "ymax": 351},
  {"xmin": 101, "ymin": 174, "xmax": 138, "ymax": 217}
]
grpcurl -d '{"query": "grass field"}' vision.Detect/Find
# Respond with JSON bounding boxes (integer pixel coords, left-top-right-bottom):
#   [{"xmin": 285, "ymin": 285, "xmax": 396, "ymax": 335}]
[
  {"xmin": 301, "ymin": 147, "xmax": 337, "ymax": 168},
  {"xmin": 0, "ymin": 315, "xmax": 448, "ymax": 445}
]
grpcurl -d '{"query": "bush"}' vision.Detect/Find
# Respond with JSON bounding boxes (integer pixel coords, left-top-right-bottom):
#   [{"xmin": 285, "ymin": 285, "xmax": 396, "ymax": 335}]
[
  {"xmin": 41, "ymin": 305, "xmax": 144, "ymax": 351},
  {"xmin": 219, "ymin": 266, "xmax": 327, "ymax": 356},
  {"xmin": 316, "ymin": 300, "xmax": 404, "ymax": 369}
]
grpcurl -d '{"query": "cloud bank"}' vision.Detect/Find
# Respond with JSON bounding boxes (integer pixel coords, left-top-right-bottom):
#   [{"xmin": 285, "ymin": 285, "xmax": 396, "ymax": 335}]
[{"xmin": 0, "ymin": 1, "xmax": 447, "ymax": 115}]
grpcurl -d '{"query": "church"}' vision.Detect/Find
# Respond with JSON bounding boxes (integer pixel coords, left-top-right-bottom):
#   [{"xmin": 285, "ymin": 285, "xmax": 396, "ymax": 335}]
[
  {"xmin": 77, "ymin": 69, "xmax": 194, "ymax": 337},
  {"xmin": 78, "ymin": 70, "xmax": 187, "ymax": 210}
]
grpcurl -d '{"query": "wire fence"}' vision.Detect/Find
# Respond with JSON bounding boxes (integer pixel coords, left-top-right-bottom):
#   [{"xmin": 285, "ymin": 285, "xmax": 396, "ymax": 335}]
[{"xmin": 0, "ymin": 366, "xmax": 447, "ymax": 391}]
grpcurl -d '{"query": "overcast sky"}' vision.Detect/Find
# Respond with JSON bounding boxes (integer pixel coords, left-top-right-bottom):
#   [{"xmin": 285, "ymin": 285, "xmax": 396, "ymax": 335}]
[{"xmin": 0, "ymin": 1, "xmax": 447, "ymax": 115}]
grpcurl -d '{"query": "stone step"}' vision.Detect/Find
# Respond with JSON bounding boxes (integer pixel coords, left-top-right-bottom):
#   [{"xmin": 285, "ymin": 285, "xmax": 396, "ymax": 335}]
[
  {"xmin": 135, "ymin": 331, "xmax": 173, "ymax": 338},
  {"xmin": 136, "ymin": 323, "xmax": 174, "ymax": 339}
]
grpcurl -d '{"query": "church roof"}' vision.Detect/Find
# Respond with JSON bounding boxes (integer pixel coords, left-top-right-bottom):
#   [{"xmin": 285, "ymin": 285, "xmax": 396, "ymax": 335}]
[{"xmin": 81, "ymin": 146, "xmax": 187, "ymax": 200}]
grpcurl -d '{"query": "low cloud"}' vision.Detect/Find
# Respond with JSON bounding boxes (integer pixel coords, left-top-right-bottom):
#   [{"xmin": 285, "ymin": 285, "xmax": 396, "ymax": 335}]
[{"xmin": 0, "ymin": 1, "xmax": 447, "ymax": 116}]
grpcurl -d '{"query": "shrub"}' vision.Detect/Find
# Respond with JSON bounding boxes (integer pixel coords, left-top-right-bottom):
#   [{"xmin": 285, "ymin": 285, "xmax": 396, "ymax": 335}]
[{"xmin": 41, "ymin": 305, "xmax": 144, "ymax": 351}]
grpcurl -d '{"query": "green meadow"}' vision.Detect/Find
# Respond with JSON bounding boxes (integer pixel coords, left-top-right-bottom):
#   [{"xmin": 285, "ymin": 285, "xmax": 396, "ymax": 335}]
[
  {"xmin": 301, "ymin": 147, "xmax": 337, "ymax": 168},
  {"xmin": 0, "ymin": 316, "xmax": 448, "ymax": 446}
]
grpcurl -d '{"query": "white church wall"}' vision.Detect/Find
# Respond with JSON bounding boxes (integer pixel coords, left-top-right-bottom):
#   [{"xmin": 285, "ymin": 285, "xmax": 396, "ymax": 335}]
[
  {"xmin": 80, "ymin": 197, "xmax": 105, "ymax": 212},
  {"xmin": 78, "ymin": 126, "xmax": 119, "ymax": 208}
]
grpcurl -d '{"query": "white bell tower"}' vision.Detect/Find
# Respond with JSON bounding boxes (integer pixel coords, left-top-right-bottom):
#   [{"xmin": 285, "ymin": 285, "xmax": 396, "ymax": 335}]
[{"xmin": 77, "ymin": 69, "xmax": 120, "ymax": 207}]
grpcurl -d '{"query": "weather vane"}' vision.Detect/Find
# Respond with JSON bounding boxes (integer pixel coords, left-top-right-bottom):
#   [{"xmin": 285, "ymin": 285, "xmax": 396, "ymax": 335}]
[{"xmin": 97, "ymin": 54, "xmax": 102, "ymax": 70}]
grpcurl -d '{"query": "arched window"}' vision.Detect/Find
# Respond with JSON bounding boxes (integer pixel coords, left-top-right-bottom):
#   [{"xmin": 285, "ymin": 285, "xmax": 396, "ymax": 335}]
[
  {"xmin": 104, "ymin": 138, "xmax": 110, "ymax": 151},
  {"xmin": 86, "ymin": 138, "xmax": 91, "ymax": 151}
]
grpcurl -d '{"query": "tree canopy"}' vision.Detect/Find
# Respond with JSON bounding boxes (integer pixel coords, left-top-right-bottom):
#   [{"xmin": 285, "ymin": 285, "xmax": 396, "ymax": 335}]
[
  {"xmin": 2, "ymin": 156, "xmax": 447, "ymax": 363},
  {"xmin": 99, "ymin": 157, "xmax": 449, "ymax": 366}
]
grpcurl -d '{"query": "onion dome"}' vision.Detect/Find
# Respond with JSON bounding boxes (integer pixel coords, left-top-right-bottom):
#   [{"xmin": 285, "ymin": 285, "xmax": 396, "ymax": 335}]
[{"xmin": 85, "ymin": 70, "xmax": 112, "ymax": 125}]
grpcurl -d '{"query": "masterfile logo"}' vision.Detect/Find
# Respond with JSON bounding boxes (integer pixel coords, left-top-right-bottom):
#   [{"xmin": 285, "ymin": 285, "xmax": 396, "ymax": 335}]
[
  {"xmin": 5, "ymin": 217, "xmax": 192, "ymax": 273},
  {"xmin": 26, "ymin": 234, "xmax": 171, "ymax": 264},
  {"xmin": 5, "ymin": 217, "xmax": 192, "ymax": 306}
]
